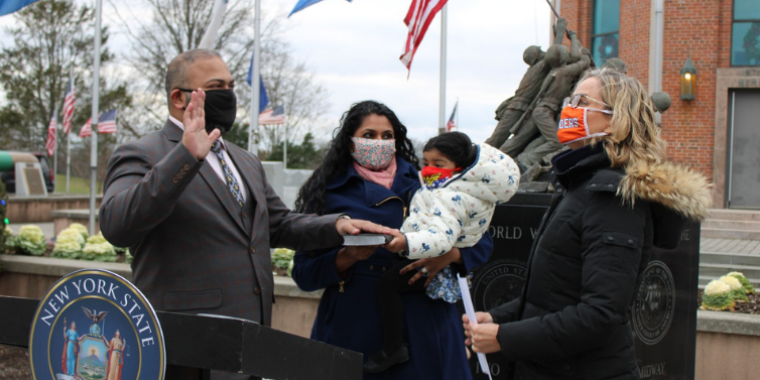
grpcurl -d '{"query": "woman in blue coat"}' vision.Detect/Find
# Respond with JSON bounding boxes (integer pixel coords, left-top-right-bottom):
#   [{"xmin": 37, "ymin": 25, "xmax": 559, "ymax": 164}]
[{"xmin": 293, "ymin": 100, "xmax": 493, "ymax": 380}]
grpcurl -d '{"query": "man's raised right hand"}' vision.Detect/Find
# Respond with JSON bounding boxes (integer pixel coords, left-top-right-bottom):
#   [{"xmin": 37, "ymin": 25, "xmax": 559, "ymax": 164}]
[{"xmin": 181, "ymin": 88, "xmax": 221, "ymax": 161}]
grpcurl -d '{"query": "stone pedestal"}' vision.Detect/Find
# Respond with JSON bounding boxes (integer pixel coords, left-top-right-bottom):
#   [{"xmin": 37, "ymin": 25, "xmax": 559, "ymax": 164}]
[{"xmin": 468, "ymin": 194, "xmax": 700, "ymax": 379}]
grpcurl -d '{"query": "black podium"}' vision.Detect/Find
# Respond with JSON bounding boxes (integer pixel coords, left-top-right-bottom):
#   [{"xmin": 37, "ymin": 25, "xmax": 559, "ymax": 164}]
[
  {"xmin": 0, "ymin": 296, "xmax": 362, "ymax": 380},
  {"xmin": 469, "ymin": 193, "xmax": 699, "ymax": 379}
]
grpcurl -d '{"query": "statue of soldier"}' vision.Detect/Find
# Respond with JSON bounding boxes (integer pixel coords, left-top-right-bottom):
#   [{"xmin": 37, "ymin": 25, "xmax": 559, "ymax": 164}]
[
  {"xmin": 485, "ymin": 18, "xmax": 568, "ymax": 151},
  {"xmin": 514, "ymin": 30, "xmax": 591, "ymax": 167},
  {"xmin": 602, "ymin": 57, "xmax": 627, "ymax": 73}
]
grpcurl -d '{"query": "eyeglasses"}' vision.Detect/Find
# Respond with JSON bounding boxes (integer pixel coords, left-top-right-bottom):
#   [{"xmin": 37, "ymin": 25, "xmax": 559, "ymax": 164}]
[{"xmin": 569, "ymin": 94, "xmax": 613, "ymax": 114}]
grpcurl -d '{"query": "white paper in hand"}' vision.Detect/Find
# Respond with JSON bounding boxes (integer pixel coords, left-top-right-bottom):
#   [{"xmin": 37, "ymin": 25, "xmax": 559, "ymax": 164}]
[{"xmin": 458, "ymin": 274, "xmax": 493, "ymax": 380}]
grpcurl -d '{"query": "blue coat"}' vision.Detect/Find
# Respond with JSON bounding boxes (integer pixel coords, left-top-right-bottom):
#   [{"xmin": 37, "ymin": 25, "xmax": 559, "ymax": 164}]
[{"xmin": 292, "ymin": 157, "xmax": 493, "ymax": 380}]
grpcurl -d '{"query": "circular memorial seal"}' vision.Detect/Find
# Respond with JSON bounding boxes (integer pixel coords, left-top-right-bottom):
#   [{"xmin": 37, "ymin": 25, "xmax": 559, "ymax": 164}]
[
  {"xmin": 632, "ymin": 260, "xmax": 676, "ymax": 345},
  {"xmin": 471, "ymin": 259, "xmax": 527, "ymax": 312},
  {"xmin": 29, "ymin": 269, "xmax": 166, "ymax": 380}
]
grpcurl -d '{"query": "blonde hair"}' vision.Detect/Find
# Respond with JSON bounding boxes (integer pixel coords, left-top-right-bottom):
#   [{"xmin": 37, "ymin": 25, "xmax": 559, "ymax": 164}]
[{"xmin": 581, "ymin": 68, "xmax": 666, "ymax": 169}]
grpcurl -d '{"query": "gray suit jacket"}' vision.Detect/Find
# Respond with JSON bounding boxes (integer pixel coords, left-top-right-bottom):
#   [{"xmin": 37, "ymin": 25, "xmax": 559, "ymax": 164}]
[{"xmin": 100, "ymin": 120, "xmax": 343, "ymax": 324}]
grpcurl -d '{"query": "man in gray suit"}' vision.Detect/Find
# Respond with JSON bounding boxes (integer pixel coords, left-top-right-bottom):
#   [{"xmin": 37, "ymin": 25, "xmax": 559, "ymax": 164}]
[{"xmin": 100, "ymin": 49, "xmax": 389, "ymax": 379}]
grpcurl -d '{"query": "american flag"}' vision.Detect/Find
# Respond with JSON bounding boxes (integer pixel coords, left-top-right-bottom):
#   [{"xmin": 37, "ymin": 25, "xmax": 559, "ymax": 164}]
[
  {"xmin": 98, "ymin": 109, "xmax": 118, "ymax": 134},
  {"xmin": 79, "ymin": 118, "xmax": 92, "ymax": 138},
  {"xmin": 400, "ymin": 0, "xmax": 449, "ymax": 71},
  {"xmin": 258, "ymin": 105, "xmax": 286, "ymax": 125},
  {"xmin": 446, "ymin": 101, "xmax": 457, "ymax": 132},
  {"xmin": 46, "ymin": 111, "xmax": 56, "ymax": 156},
  {"xmin": 62, "ymin": 80, "xmax": 76, "ymax": 134}
]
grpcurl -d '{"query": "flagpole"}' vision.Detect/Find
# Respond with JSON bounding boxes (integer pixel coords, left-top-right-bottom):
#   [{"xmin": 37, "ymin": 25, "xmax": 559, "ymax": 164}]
[
  {"xmin": 66, "ymin": 68, "xmax": 72, "ymax": 194},
  {"xmin": 283, "ymin": 125, "xmax": 287, "ymax": 169},
  {"xmin": 437, "ymin": 4, "xmax": 447, "ymax": 136},
  {"xmin": 248, "ymin": 0, "xmax": 261, "ymax": 156},
  {"xmin": 52, "ymin": 107, "xmax": 58, "ymax": 193},
  {"xmin": 89, "ymin": 0, "xmax": 102, "ymax": 236},
  {"xmin": 456, "ymin": 97, "xmax": 459, "ymax": 131}
]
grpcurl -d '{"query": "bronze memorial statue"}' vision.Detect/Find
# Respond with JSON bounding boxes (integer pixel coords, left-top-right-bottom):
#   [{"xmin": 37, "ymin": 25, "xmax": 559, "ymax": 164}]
[
  {"xmin": 486, "ymin": 17, "xmax": 670, "ymax": 192},
  {"xmin": 485, "ymin": 18, "xmax": 568, "ymax": 153}
]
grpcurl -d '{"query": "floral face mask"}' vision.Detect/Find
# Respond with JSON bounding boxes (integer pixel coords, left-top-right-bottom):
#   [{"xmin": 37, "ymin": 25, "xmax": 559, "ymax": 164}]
[{"xmin": 351, "ymin": 137, "xmax": 396, "ymax": 170}]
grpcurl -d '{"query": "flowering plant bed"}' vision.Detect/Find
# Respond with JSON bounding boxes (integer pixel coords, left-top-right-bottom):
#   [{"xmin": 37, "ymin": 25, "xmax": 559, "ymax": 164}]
[
  {"xmin": 698, "ymin": 290, "xmax": 760, "ymax": 314},
  {"xmin": 698, "ymin": 271, "xmax": 759, "ymax": 314},
  {"xmin": 272, "ymin": 248, "xmax": 294, "ymax": 277},
  {"xmin": 3, "ymin": 223, "xmax": 132, "ymax": 264}
]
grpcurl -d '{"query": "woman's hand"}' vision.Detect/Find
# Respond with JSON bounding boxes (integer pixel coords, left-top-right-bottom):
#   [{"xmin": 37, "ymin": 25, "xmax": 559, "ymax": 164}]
[
  {"xmin": 462, "ymin": 312, "xmax": 494, "ymax": 345},
  {"xmin": 334, "ymin": 245, "xmax": 378, "ymax": 273},
  {"xmin": 400, "ymin": 247, "xmax": 463, "ymax": 287},
  {"xmin": 469, "ymin": 323, "xmax": 501, "ymax": 354},
  {"xmin": 463, "ymin": 312, "xmax": 500, "ymax": 353}
]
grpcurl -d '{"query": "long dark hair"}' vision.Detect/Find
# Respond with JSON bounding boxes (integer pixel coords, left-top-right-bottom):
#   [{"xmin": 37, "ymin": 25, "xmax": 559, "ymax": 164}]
[
  {"xmin": 423, "ymin": 131, "xmax": 477, "ymax": 168},
  {"xmin": 295, "ymin": 100, "xmax": 419, "ymax": 215}
]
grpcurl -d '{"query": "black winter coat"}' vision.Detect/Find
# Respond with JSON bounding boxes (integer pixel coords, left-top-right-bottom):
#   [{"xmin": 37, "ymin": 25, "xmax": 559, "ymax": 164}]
[{"xmin": 489, "ymin": 145, "xmax": 711, "ymax": 380}]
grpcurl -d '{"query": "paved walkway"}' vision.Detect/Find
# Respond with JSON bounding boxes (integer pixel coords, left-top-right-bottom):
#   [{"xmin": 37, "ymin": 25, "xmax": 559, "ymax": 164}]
[{"xmin": 701, "ymin": 238, "xmax": 760, "ymax": 255}]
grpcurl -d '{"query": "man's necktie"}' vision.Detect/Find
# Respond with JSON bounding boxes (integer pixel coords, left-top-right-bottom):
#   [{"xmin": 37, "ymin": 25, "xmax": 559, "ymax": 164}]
[{"xmin": 210, "ymin": 140, "xmax": 244, "ymax": 207}]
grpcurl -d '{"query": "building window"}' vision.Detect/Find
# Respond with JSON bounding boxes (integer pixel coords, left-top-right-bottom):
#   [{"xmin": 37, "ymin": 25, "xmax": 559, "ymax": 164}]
[
  {"xmin": 732, "ymin": 0, "xmax": 760, "ymax": 66},
  {"xmin": 591, "ymin": 0, "xmax": 620, "ymax": 66}
]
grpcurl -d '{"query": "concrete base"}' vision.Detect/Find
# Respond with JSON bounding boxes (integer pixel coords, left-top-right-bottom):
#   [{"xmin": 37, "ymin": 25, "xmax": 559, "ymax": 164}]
[
  {"xmin": 6, "ymin": 254, "xmax": 759, "ymax": 375},
  {"xmin": 6, "ymin": 195, "xmax": 102, "ymax": 223},
  {"xmin": 696, "ymin": 331, "xmax": 760, "ymax": 380},
  {"xmin": 0, "ymin": 255, "xmax": 321, "ymax": 338}
]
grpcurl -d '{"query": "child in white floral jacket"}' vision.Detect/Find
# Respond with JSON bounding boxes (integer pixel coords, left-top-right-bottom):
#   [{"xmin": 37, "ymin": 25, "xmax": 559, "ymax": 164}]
[{"xmin": 363, "ymin": 132, "xmax": 520, "ymax": 373}]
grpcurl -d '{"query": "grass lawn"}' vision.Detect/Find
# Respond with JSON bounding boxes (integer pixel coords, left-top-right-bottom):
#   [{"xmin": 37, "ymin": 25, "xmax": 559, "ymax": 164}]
[{"xmin": 55, "ymin": 174, "xmax": 103, "ymax": 194}]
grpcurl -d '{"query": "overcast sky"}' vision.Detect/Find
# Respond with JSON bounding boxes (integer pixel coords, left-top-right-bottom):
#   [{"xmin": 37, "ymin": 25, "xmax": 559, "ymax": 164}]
[
  {"xmin": 0, "ymin": 0, "xmax": 553, "ymax": 144},
  {"xmin": 282, "ymin": 0, "xmax": 552, "ymax": 143}
]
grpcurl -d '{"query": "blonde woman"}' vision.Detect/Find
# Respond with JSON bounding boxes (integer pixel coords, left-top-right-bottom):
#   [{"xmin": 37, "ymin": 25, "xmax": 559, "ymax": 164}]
[{"xmin": 463, "ymin": 68, "xmax": 711, "ymax": 379}]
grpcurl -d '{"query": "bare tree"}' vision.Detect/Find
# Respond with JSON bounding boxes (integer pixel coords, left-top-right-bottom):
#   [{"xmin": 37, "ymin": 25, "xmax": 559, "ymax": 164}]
[
  {"xmin": 110, "ymin": 0, "xmax": 329, "ymax": 150},
  {"xmin": 0, "ymin": 0, "xmax": 130, "ymax": 151},
  {"xmin": 253, "ymin": 36, "xmax": 329, "ymax": 153}
]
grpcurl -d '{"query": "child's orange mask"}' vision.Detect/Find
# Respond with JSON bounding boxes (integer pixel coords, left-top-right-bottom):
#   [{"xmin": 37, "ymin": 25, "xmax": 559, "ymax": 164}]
[{"xmin": 557, "ymin": 106, "xmax": 613, "ymax": 145}]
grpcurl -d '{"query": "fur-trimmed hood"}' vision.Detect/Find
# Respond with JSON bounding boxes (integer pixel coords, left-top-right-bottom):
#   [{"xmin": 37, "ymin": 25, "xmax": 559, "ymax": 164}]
[
  {"xmin": 554, "ymin": 145, "xmax": 713, "ymax": 250},
  {"xmin": 618, "ymin": 161, "xmax": 712, "ymax": 221}
]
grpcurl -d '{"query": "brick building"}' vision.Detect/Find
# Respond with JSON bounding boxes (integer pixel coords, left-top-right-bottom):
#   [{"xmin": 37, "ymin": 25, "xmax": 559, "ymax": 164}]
[{"xmin": 557, "ymin": 0, "xmax": 760, "ymax": 209}]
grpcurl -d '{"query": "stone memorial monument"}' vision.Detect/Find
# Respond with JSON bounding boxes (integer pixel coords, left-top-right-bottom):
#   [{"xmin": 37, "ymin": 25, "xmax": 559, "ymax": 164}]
[{"xmin": 469, "ymin": 196, "xmax": 699, "ymax": 380}]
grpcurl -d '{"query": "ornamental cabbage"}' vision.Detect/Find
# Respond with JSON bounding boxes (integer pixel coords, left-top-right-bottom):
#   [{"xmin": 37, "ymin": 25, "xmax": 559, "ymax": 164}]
[
  {"xmin": 2, "ymin": 225, "xmax": 12, "ymax": 252},
  {"xmin": 702, "ymin": 280, "xmax": 735, "ymax": 311},
  {"xmin": 52, "ymin": 241, "xmax": 83, "ymax": 259},
  {"xmin": 720, "ymin": 275, "xmax": 749, "ymax": 302},
  {"xmin": 57, "ymin": 228, "xmax": 86, "ymax": 247},
  {"xmin": 272, "ymin": 248, "xmax": 295, "ymax": 269},
  {"xmin": 82, "ymin": 233, "xmax": 116, "ymax": 261},
  {"xmin": 86, "ymin": 233, "xmax": 108, "ymax": 245},
  {"xmin": 68, "ymin": 223, "xmax": 89, "ymax": 240},
  {"xmin": 9, "ymin": 225, "xmax": 47, "ymax": 256},
  {"xmin": 51, "ymin": 228, "xmax": 87, "ymax": 259},
  {"xmin": 727, "ymin": 271, "xmax": 755, "ymax": 294}
]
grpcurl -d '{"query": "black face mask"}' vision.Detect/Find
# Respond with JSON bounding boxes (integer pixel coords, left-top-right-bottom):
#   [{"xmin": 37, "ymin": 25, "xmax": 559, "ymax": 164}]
[{"xmin": 179, "ymin": 88, "xmax": 237, "ymax": 134}]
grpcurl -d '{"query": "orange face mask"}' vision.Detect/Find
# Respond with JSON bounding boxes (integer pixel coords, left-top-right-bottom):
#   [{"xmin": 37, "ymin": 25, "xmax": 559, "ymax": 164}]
[{"xmin": 557, "ymin": 106, "xmax": 613, "ymax": 145}]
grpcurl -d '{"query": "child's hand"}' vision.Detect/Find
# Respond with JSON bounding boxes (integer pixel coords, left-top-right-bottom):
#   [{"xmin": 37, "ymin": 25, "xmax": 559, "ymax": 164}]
[{"xmin": 383, "ymin": 230, "xmax": 407, "ymax": 254}]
